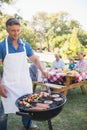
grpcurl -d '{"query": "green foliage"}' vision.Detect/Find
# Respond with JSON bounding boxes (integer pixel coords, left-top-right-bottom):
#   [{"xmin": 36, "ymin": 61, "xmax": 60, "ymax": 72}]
[
  {"xmin": 0, "ymin": 13, "xmax": 37, "ymax": 49},
  {"xmin": 44, "ymin": 61, "xmax": 51, "ymax": 68},
  {"xmin": 0, "ymin": 0, "xmax": 11, "ymax": 2},
  {"xmin": 52, "ymin": 34, "xmax": 68, "ymax": 48},
  {"xmin": 55, "ymin": 28, "xmax": 84, "ymax": 58},
  {"xmin": 0, "ymin": 13, "xmax": 9, "ymax": 41},
  {"xmin": 68, "ymin": 19, "xmax": 81, "ymax": 30},
  {"xmin": 78, "ymin": 29, "xmax": 87, "ymax": 47},
  {"xmin": 0, "ymin": 0, "xmax": 14, "ymax": 4},
  {"xmin": 20, "ymin": 22, "xmax": 37, "ymax": 49},
  {"xmin": 67, "ymin": 28, "xmax": 84, "ymax": 57},
  {"xmin": 0, "ymin": 64, "xmax": 3, "ymax": 73},
  {"xmin": 0, "ymin": 10, "xmax": 87, "ymax": 58},
  {"xmin": 0, "ymin": 0, "xmax": 15, "ymax": 8}
]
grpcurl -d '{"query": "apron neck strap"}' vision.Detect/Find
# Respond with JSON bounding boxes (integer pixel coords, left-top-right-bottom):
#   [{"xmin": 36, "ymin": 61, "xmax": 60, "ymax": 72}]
[
  {"xmin": 5, "ymin": 38, "xmax": 26, "ymax": 55},
  {"xmin": 6, "ymin": 37, "xmax": 9, "ymax": 55}
]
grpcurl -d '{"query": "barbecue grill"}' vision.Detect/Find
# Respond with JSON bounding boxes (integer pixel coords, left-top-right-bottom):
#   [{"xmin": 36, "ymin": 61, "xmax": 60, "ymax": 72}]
[{"xmin": 16, "ymin": 92, "xmax": 66, "ymax": 130}]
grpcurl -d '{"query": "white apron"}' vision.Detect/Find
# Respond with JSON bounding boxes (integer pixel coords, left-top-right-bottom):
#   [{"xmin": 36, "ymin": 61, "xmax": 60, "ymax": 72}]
[{"xmin": 1, "ymin": 38, "xmax": 33, "ymax": 114}]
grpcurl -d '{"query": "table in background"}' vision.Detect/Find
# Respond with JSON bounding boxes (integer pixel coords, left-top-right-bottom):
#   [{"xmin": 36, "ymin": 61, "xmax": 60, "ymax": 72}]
[{"xmin": 32, "ymin": 74, "xmax": 87, "ymax": 96}]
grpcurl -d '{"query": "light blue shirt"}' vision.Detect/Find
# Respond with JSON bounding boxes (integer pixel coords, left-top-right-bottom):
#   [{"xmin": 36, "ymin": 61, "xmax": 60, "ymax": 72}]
[{"xmin": 51, "ymin": 59, "xmax": 65, "ymax": 70}]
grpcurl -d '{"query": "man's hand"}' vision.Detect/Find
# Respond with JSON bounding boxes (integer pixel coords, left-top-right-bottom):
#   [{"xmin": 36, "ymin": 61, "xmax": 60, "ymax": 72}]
[
  {"xmin": 0, "ymin": 83, "xmax": 7, "ymax": 98},
  {"xmin": 42, "ymin": 71, "xmax": 48, "ymax": 79}
]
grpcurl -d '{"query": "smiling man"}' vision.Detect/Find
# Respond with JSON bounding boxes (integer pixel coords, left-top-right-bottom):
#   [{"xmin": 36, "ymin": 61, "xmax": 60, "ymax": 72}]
[{"xmin": 0, "ymin": 18, "xmax": 48, "ymax": 130}]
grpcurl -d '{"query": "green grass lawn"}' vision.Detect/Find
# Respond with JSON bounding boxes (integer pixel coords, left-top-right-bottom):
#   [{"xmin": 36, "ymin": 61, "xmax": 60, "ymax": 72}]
[{"xmin": 7, "ymin": 86, "xmax": 87, "ymax": 130}]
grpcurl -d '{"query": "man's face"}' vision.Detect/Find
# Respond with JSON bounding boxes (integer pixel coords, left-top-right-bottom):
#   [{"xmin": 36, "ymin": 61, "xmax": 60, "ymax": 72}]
[
  {"xmin": 55, "ymin": 55, "xmax": 59, "ymax": 61},
  {"xmin": 6, "ymin": 25, "xmax": 21, "ymax": 41}
]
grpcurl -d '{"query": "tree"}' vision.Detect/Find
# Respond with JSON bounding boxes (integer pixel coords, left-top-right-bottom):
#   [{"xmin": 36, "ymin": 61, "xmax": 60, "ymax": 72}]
[
  {"xmin": 78, "ymin": 29, "xmax": 87, "ymax": 47},
  {"xmin": 57, "ymin": 28, "xmax": 85, "ymax": 58},
  {"xmin": 0, "ymin": 13, "xmax": 10, "ymax": 41},
  {"xmin": 0, "ymin": 12, "xmax": 36, "ymax": 49},
  {"xmin": 45, "ymin": 12, "xmax": 70, "ymax": 51},
  {"xmin": 0, "ymin": 0, "xmax": 15, "ymax": 13},
  {"xmin": 68, "ymin": 19, "xmax": 81, "ymax": 30},
  {"xmin": 30, "ymin": 12, "xmax": 48, "ymax": 52},
  {"xmin": 20, "ymin": 21, "xmax": 36, "ymax": 49},
  {"xmin": 67, "ymin": 28, "xmax": 84, "ymax": 57},
  {"xmin": 52, "ymin": 34, "xmax": 68, "ymax": 48},
  {"xmin": 0, "ymin": 0, "xmax": 13, "ymax": 4}
]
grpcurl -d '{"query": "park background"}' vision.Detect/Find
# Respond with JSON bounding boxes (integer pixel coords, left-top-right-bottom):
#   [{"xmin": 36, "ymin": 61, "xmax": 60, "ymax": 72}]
[
  {"xmin": 0, "ymin": 0, "xmax": 87, "ymax": 61},
  {"xmin": 0, "ymin": 1, "xmax": 87, "ymax": 130}
]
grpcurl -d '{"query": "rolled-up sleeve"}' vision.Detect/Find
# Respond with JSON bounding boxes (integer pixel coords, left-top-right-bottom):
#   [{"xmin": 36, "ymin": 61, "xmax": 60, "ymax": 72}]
[{"xmin": 25, "ymin": 42, "xmax": 34, "ymax": 57}]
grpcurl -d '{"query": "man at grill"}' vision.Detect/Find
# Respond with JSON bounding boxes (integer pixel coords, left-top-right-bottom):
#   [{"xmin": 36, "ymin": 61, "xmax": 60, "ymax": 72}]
[{"xmin": 0, "ymin": 18, "xmax": 48, "ymax": 130}]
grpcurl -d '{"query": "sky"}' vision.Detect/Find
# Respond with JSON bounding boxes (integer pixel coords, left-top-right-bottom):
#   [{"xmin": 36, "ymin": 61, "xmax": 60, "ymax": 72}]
[{"xmin": 1, "ymin": 0, "xmax": 87, "ymax": 30}]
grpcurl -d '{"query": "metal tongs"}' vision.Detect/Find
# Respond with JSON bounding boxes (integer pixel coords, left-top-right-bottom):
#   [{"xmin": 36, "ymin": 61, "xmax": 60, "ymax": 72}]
[{"xmin": 44, "ymin": 78, "xmax": 51, "ymax": 95}]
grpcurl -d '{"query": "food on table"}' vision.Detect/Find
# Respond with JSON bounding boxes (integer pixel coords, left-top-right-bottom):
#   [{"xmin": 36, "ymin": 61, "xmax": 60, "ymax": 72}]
[
  {"xmin": 59, "ymin": 69, "xmax": 67, "ymax": 73},
  {"xmin": 54, "ymin": 67, "xmax": 58, "ymax": 70},
  {"xmin": 76, "ymin": 68, "xmax": 83, "ymax": 73},
  {"xmin": 67, "ymin": 70, "xmax": 79, "ymax": 76}
]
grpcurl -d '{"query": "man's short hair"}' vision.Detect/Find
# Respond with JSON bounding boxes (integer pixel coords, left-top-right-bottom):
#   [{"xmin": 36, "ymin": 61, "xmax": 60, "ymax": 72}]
[
  {"xmin": 54, "ymin": 52, "xmax": 61, "ymax": 58},
  {"xmin": 6, "ymin": 18, "xmax": 20, "ymax": 27}
]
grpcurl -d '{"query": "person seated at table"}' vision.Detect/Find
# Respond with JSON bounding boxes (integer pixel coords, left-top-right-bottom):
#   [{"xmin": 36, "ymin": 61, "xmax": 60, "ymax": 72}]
[
  {"xmin": 68, "ymin": 58, "xmax": 76, "ymax": 70},
  {"xmin": 75, "ymin": 51, "xmax": 87, "ymax": 73},
  {"xmin": 50, "ymin": 53, "xmax": 65, "ymax": 71},
  {"xmin": 29, "ymin": 61, "xmax": 46, "ymax": 92},
  {"xmin": 29, "ymin": 63, "xmax": 38, "ymax": 92}
]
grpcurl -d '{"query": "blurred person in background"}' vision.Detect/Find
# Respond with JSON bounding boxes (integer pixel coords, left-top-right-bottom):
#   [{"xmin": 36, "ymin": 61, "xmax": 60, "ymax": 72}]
[
  {"xmin": 29, "ymin": 63, "xmax": 38, "ymax": 92},
  {"xmin": 68, "ymin": 58, "xmax": 76, "ymax": 70},
  {"xmin": 51, "ymin": 53, "xmax": 65, "ymax": 71},
  {"xmin": 29, "ymin": 60, "xmax": 46, "ymax": 92},
  {"xmin": 75, "ymin": 51, "xmax": 87, "ymax": 73}
]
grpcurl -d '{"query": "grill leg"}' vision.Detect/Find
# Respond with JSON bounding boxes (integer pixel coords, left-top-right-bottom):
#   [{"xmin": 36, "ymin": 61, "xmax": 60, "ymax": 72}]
[{"xmin": 48, "ymin": 120, "xmax": 53, "ymax": 130}]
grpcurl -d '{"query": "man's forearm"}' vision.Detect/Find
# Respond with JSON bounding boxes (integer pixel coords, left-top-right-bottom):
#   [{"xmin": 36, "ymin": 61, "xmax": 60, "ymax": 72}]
[
  {"xmin": 34, "ymin": 59, "xmax": 44, "ymax": 74},
  {"xmin": 29, "ymin": 55, "xmax": 48, "ymax": 78}
]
